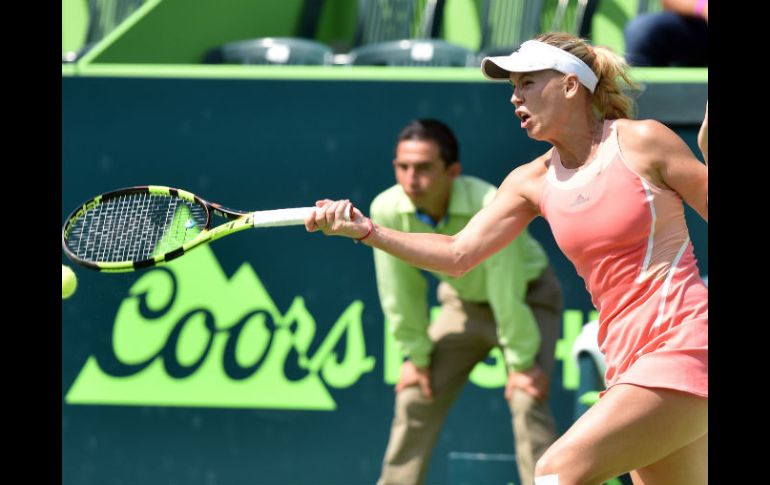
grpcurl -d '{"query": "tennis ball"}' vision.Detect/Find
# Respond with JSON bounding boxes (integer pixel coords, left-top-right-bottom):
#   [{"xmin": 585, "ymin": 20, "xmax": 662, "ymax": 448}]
[{"xmin": 62, "ymin": 264, "xmax": 77, "ymax": 299}]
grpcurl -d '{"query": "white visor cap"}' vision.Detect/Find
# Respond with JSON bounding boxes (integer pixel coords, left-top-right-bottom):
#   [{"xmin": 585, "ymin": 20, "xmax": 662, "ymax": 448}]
[{"xmin": 481, "ymin": 40, "xmax": 599, "ymax": 93}]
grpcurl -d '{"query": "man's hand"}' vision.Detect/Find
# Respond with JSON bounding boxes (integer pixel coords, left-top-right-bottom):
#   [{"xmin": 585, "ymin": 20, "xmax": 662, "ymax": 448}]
[
  {"xmin": 505, "ymin": 364, "xmax": 549, "ymax": 402},
  {"xmin": 395, "ymin": 360, "xmax": 432, "ymax": 398}
]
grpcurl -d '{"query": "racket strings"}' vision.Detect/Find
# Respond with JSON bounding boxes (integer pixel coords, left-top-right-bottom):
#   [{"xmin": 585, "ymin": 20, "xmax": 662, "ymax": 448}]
[{"xmin": 65, "ymin": 194, "xmax": 208, "ymax": 263}]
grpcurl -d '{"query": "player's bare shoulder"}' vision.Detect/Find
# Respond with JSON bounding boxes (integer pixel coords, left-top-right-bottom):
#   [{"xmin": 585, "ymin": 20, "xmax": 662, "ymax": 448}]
[
  {"xmin": 615, "ymin": 118, "xmax": 683, "ymax": 188},
  {"xmin": 498, "ymin": 149, "xmax": 552, "ymax": 212},
  {"xmin": 615, "ymin": 118, "xmax": 670, "ymax": 149}
]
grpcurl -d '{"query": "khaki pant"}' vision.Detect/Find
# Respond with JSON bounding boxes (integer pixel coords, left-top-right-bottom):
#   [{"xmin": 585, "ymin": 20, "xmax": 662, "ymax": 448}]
[{"xmin": 377, "ymin": 267, "xmax": 563, "ymax": 485}]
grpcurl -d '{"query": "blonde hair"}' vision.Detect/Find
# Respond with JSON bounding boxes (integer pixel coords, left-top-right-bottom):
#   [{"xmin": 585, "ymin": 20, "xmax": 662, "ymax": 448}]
[{"xmin": 535, "ymin": 32, "xmax": 638, "ymax": 119}]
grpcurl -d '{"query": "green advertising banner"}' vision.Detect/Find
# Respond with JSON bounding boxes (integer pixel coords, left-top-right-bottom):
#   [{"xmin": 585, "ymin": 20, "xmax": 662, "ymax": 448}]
[{"xmin": 62, "ymin": 76, "xmax": 707, "ymax": 485}]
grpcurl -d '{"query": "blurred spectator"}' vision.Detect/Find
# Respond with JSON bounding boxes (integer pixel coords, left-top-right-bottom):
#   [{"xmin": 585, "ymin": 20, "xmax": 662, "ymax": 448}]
[{"xmin": 624, "ymin": 0, "xmax": 708, "ymax": 66}]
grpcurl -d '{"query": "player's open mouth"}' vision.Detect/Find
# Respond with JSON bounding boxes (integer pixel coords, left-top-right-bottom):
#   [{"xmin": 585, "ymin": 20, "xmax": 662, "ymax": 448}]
[{"xmin": 516, "ymin": 110, "xmax": 531, "ymax": 129}]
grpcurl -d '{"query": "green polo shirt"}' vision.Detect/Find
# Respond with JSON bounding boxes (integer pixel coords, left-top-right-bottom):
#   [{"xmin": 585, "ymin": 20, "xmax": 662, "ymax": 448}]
[{"xmin": 370, "ymin": 175, "xmax": 549, "ymax": 372}]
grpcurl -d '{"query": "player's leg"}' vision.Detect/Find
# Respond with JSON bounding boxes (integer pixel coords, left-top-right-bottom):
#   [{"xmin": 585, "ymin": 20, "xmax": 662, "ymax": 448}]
[
  {"xmin": 534, "ymin": 384, "xmax": 707, "ymax": 485},
  {"xmin": 377, "ymin": 283, "xmax": 495, "ymax": 485},
  {"xmin": 629, "ymin": 432, "xmax": 707, "ymax": 485}
]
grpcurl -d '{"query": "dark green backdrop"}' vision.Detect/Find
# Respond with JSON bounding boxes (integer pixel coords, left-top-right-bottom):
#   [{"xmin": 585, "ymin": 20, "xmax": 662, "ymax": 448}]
[{"xmin": 62, "ymin": 76, "xmax": 707, "ymax": 485}]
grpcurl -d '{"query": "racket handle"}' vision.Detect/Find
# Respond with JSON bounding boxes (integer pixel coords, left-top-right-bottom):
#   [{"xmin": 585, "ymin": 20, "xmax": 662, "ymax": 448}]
[
  {"xmin": 251, "ymin": 207, "xmax": 316, "ymax": 227},
  {"xmin": 251, "ymin": 203, "xmax": 353, "ymax": 228}
]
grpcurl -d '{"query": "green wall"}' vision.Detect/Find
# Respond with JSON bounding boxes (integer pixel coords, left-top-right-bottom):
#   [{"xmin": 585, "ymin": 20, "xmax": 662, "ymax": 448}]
[
  {"xmin": 62, "ymin": 0, "xmax": 89, "ymax": 54},
  {"xmin": 86, "ymin": 0, "xmax": 307, "ymax": 64},
  {"xmin": 440, "ymin": 0, "xmax": 480, "ymax": 50},
  {"xmin": 590, "ymin": 0, "xmax": 640, "ymax": 54}
]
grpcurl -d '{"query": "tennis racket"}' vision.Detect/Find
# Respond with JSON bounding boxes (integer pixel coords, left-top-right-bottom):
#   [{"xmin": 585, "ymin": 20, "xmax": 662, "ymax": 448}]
[{"xmin": 62, "ymin": 185, "xmax": 348, "ymax": 273}]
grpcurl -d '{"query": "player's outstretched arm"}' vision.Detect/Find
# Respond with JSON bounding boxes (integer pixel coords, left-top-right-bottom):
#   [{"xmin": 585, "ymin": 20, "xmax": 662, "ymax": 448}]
[{"xmin": 306, "ymin": 165, "xmax": 539, "ymax": 277}]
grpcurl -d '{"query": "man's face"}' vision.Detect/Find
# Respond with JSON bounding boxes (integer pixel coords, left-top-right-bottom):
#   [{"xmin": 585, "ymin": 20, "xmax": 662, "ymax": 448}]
[{"xmin": 393, "ymin": 139, "xmax": 458, "ymax": 212}]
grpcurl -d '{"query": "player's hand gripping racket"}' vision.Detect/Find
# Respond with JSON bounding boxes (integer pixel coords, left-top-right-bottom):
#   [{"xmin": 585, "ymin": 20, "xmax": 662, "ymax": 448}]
[{"xmin": 61, "ymin": 185, "xmax": 349, "ymax": 272}]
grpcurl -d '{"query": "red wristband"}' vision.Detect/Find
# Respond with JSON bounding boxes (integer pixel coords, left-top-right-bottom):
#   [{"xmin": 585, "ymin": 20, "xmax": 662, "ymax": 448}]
[{"xmin": 354, "ymin": 217, "xmax": 374, "ymax": 243}]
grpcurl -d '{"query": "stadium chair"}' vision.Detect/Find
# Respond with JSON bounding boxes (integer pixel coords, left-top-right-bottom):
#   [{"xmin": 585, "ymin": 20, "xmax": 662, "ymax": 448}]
[
  {"xmin": 201, "ymin": 0, "xmax": 332, "ymax": 66},
  {"xmin": 341, "ymin": 0, "xmax": 475, "ymax": 67},
  {"xmin": 348, "ymin": 39, "xmax": 475, "ymax": 67},
  {"xmin": 572, "ymin": 320, "xmax": 605, "ymax": 417},
  {"xmin": 548, "ymin": 0, "xmax": 598, "ymax": 38},
  {"xmin": 476, "ymin": 0, "xmax": 546, "ymax": 59},
  {"xmin": 352, "ymin": 0, "xmax": 441, "ymax": 47},
  {"xmin": 202, "ymin": 37, "xmax": 334, "ymax": 65}
]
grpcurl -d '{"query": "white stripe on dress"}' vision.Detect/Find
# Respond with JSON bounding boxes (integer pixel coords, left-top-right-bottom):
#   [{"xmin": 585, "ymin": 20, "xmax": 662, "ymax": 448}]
[
  {"xmin": 635, "ymin": 179, "xmax": 657, "ymax": 283},
  {"xmin": 653, "ymin": 237, "xmax": 690, "ymax": 329}
]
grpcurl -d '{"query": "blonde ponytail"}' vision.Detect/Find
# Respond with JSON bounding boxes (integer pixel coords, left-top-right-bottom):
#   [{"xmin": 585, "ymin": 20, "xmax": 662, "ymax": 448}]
[{"xmin": 535, "ymin": 32, "xmax": 639, "ymax": 119}]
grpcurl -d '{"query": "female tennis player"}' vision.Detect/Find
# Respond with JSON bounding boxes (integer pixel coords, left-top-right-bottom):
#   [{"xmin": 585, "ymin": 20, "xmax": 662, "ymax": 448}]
[{"xmin": 307, "ymin": 32, "xmax": 707, "ymax": 485}]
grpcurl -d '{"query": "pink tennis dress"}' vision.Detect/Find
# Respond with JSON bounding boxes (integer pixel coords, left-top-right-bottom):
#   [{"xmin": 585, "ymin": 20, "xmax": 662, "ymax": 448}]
[{"xmin": 539, "ymin": 120, "xmax": 708, "ymax": 397}]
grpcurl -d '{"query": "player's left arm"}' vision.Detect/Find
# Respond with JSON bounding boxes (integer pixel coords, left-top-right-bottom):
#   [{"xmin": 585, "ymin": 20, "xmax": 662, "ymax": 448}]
[
  {"xmin": 698, "ymin": 102, "xmax": 708, "ymax": 165},
  {"xmin": 623, "ymin": 119, "xmax": 708, "ymax": 222}
]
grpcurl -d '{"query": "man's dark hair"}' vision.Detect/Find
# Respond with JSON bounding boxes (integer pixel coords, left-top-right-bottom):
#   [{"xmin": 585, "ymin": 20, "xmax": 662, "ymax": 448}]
[{"xmin": 396, "ymin": 119, "xmax": 459, "ymax": 167}]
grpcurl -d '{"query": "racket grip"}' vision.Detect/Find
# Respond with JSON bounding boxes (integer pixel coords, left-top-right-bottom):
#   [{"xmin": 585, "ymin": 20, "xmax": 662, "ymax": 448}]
[
  {"xmin": 251, "ymin": 203, "xmax": 353, "ymax": 228},
  {"xmin": 251, "ymin": 207, "xmax": 316, "ymax": 227}
]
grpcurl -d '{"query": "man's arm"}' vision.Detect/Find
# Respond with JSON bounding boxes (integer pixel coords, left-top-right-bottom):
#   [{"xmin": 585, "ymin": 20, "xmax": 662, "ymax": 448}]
[
  {"xmin": 371, "ymin": 205, "xmax": 435, "ymax": 397},
  {"xmin": 484, "ymin": 230, "xmax": 542, "ymax": 374},
  {"xmin": 373, "ymin": 246, "xmax": 432, "ymax": 367},
  {"xmin": 484, "ymin": 225, "xmax": 553, "ymax": 402},
  {"xmin": 370, "ymin": 201, "xmax": 433, "ymax": 369}
]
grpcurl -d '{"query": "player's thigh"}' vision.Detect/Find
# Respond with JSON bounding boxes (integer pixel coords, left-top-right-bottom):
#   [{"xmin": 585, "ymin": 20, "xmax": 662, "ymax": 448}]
[
  {"xmin": 538, "ymin": 384, "xmax": 707, "ymax": 483},
  {"xmin": 629, "ymin": 432, "xmax": 707, "ymax": 485}
]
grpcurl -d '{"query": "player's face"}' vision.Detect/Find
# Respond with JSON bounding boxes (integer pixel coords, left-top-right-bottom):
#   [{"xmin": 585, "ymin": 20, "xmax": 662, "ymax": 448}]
[
  {"xmin": 393, "ymin": 139, "xmax": 456, "ymax": 210},
  {"xmin": 509, "ymin": 69, "xmax": 568, "ymax": 140}
]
